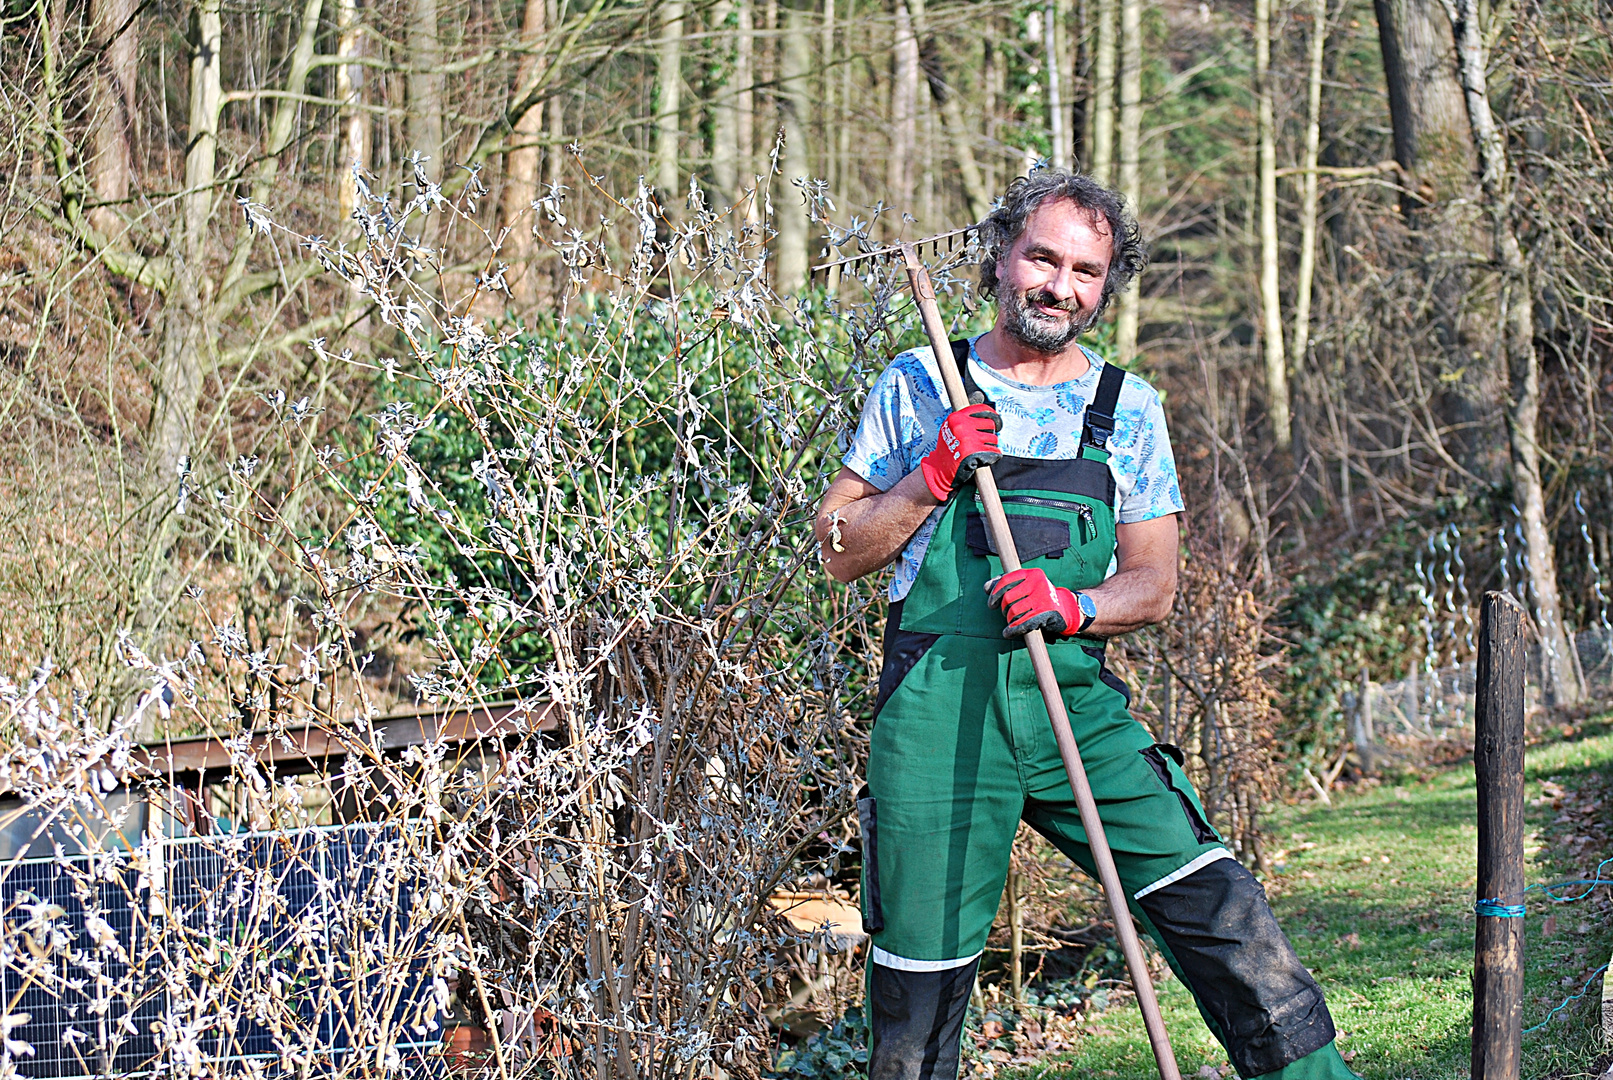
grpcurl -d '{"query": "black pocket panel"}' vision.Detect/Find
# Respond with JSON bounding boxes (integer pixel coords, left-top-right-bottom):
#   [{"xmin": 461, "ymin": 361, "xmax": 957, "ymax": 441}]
[
  {"xmin": 876, "ymin": 601, "xmax": 940, "ymax": 718},
  {"xmin": 1139, "ymin": 744, "xmax": 1218, "ymax": 845},
  {"xmin": 857, "ymin": 788, "xmax": 885, "ymax": 934},
  {"xmin": 965, "ymin": 512, "xmax": 1072, "ymax": 562}
]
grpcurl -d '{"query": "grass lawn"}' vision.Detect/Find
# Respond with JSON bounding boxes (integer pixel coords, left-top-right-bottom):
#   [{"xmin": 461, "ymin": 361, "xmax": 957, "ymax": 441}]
[{"xmin": 1011, "ymin": 716, "xmax": 1613, "ymax": 1080}]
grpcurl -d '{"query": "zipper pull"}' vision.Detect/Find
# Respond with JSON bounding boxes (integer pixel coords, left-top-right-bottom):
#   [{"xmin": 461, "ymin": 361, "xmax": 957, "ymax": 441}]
[{"xmin": 1076, "ymin": 503, "xmax": 1095, "ymax": 543}]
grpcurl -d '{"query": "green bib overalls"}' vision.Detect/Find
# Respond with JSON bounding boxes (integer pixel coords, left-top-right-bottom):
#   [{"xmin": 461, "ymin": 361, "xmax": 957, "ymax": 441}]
[{"xmin": 857, "ymin": 342, "xmax": 1355, "ymax": 1080}]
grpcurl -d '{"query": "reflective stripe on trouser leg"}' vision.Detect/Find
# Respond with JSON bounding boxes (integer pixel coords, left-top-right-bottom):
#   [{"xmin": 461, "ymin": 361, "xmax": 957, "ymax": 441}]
[{"xmin": 867, "ymin": 959, "xmax": 979, "ymax": 1080}]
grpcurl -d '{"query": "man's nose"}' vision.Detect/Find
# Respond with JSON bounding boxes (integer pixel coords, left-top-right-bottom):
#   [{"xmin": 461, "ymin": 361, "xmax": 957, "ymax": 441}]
[{"xmin": 1044, "ymin": 265, "xmax": 1078, "ymax": 300}]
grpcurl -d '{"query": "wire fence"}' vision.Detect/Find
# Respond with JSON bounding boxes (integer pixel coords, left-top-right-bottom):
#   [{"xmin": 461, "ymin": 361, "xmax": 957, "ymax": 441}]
[{"xmin": 1343, "ymin": 626, "xmax": 1613, "ymax": 752}]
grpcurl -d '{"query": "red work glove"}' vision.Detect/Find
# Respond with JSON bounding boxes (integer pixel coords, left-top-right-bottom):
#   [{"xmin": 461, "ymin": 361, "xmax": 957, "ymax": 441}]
[
  {"xmin": 919, "ymin": 400, "xmax": 1002, "ymax": 502},
  {"xmin": 987, "ymin": 568, "xmax": 1083, "ymax": 638}
]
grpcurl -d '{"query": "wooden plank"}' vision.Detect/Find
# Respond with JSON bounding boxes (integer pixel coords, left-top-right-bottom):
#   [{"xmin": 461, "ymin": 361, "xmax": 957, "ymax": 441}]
[
  {"xmin": 132, "ymin": 699, "xmax": 556, "ymax": 780},
  {"xmin": 0, "ymin": 700, "xmax": 558, "ymax": 796}
]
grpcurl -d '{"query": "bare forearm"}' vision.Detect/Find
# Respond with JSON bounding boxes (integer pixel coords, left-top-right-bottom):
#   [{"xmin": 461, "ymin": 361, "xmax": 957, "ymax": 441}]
[
  {"xmin": 1066, "ymin": 514, "xmax": 1180, "ymax": 638},
  {"xmin": 1079, "ymin": 563, "xmax": 1177, "ymax": 637},
  {"xmin": 815, "ymin": 470, "xmax": 940, "ymax": 583}
]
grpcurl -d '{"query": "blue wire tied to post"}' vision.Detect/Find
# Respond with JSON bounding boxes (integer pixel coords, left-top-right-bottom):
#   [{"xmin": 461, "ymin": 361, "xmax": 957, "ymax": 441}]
[
  {"xmin": 1527, "ymin": 855, "xmax": 1613, "ymax": 903},
  {"xmin": 1468, "ymin": 856, "xmax": 1613, "ymax": 919},
  {"xmin": 1524, "ymin": 963, "xmax": 1610, "ymax": 1035}
]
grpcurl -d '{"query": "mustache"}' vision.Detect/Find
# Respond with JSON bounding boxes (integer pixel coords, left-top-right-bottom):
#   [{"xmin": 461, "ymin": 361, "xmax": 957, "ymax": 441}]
[{"xmin": 1019, "ymin": 288, "xmax": 1082, "ymax": 315}]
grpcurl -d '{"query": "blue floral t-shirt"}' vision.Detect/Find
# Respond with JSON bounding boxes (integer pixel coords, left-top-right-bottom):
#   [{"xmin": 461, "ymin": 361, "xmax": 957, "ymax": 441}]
[{"xmin": 842, "ymin": 335, "xmax": 1186, "ymax": 602}]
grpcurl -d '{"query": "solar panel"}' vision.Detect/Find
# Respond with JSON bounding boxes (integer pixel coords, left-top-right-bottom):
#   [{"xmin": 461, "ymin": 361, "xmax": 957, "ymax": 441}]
[{"xmin": 0, "ymin": 822, "xmax": 441, "ymax": 1079}]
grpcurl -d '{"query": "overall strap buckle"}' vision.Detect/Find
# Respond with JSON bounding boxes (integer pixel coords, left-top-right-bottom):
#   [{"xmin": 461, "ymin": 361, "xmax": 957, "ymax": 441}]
[{"xmin": 1080, "ymin": 361, "xmax": 1127, "ymax": 450}]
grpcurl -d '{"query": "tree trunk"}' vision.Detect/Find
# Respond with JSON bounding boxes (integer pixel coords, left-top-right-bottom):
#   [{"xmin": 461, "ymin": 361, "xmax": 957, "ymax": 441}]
[
  {"xmin": 1046, "ymin": 0, "xmax": 1067, "ymax": 169},
  {"xmin": 981, "ymin": 30, "xmax": 999, "ymax": 196},
  {"xmin": 1114, "ymin": 0, "xmax": 1140, "ymax": 360},
  {"xmin": 1090, "ymin": 0, "xmax": 1116, "ymax": 184},
  {"xmin": 838, "ymin": 0, "xmax": 855, "ymax": 200},
  {"xmin": 148, "ymin": 0, "xmax": 221, "ymax": 494},
  {"xmin": 1375, "ymin": 0, "xmax": 1496, "ymax": 475},
  {"xmin": 407, "ymin": 0, "xmax": 444, "ymax": 176},
  {"xmin": 820, "ymin": 0, "xmax": 836, "ymax": 194},
  {"xmin": 737, "ymin": 0, "xmax": 757, "ymax": 222},
  {"xmin": 774, "ymin": 4, "xmax": 809, "ymax": 291},
  {"xmin": 654, "ymin": 0, "xmax": 685, "ymax": 200},
  {"xmin": 910, "ymin": 0, "xmax": 989, "ymax": 222},
  {"xmin": 888, "ymin": 1, "xmax": 919, "ymax": 217},
  {"xmin": 1449, "ymin": 0, "xmax": 1583, "ymax": 706},
  {"xmin": 87, "ymin": 0, "xmax": 136, "ymax": 239},
  {"xmin": 1256, "ymin": 0, "xmax": 1290, "ymax": 450},
  {"xmin": 1068, "ymin": 0, "xmax": 1086, "ymax": 166},
  {"xmin": 1290, "ymin": 0, "xmax": 1326, "ymax": 372},
  {"xmin": 335, "ymin": 0, "xmax": 371, "ymax": 228},
  {"xmin": 545, "ymin": 0, "xmax": 563, "ymax": 185},
  {"xmin": 1374, "ymin": 0, "xmax": 1475, "ymax": 204},
  {"xmin": 711, "ymin": 0, "xmax": 739, "ymax": 203},
  {"xmin": 502, "ymin": 0, "xmax": 547, "ymax": 307}
]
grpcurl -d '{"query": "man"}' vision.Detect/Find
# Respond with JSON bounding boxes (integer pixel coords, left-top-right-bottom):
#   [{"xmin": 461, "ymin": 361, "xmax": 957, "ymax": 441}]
[{"xmin": 814, "ymin": 170, "xmax": 1355, "ymax": 1080}]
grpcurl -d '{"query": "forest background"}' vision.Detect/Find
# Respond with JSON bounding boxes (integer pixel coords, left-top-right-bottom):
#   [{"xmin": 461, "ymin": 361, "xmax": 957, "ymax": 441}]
[
  {"xmin": 1, "ymin": 0, "xmax": 1612, "ymax": 1071},
  {"xmin": 8, "ymin": 0, "xmax": 1613, "ymax": 824}
]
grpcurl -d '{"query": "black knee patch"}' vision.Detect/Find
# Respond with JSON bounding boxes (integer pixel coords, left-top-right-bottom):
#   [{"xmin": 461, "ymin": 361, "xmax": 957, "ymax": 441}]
[
  {"xmin": 867, "ymin": 960, "xmax": 977, "ymax": 1080},
  {"xmin": 1137, "ymin": 857, "xmax": 1335, "ymax": 1077}
]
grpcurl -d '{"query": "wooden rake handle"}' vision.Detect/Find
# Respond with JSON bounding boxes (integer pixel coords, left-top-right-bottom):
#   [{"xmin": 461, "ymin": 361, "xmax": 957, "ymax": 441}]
[{"xmin": 900, "ymin": 245, "xmax": 1182, "ymax": 1080}]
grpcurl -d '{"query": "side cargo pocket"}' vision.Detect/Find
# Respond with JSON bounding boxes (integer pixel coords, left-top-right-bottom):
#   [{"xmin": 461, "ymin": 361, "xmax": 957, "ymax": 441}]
[
  {"xmin": 1138, "ymin": 744, "xmax": 1220, "ymax": 845},
  {"xmin": 856, "ymin": 786, "xmax": 884, "ymax": 933}
]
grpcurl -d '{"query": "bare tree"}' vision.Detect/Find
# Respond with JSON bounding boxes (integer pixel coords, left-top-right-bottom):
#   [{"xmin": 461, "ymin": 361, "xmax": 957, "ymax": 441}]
[
  {"xmin": 888, "ymin": 1, "xmax": 920, "ymax": 217},
  {"xmin": 1448, "ymin": 0, "xmax": 1583, "ymax": 705},
  {"xmin": 1289, "ymin": 0, "xmax": 1328, "ymax": 374},
  {"xmin": 86, "ymin": 0, "xmax": 136, "ymax": 240},
  {"xmin": 711, "ymin": 0, "xmax": 740, "ymax": 203},
  {"xmin": 911, "ymin": 0, "xmax": 990, "ymax": 222},
  {"xmin": 1114, "ymin": 0, "xmax": 1140, "ymax": 361},
  {"xmin": 655, "ymin": 0, "xmax": 686, "ymax": 199},
  {"xmin": 146, "ymin": 0, "xmax": 222, "ymax": 501},
  {"xmin": 1046, "ymin": 0, "xmax": 1067, "ymax": 169},
  {"xmin": 407, "ymin": 0, "xmax": 444, "ymax": 177},
  {"xmin": 738, "ymin": 0, "xmax": 758, "ymax": 219},
  {"xmin": 334, "ymin": 0, "xmax": 371, "ymax": 228},
  {"xmin": 1256, "ymin": 0, "xmax": 1290, "ymax": 450},
  {"xmin": 775, "ymin": 4, "xmax": 810, "ymax": 289},
  {"xmin": 501, "ymin": 0, "xmax": 548, "ymax": 307},
  {"xmin": 1090, "ymin": 0, "xmax": 1116, "ymax": 185}
]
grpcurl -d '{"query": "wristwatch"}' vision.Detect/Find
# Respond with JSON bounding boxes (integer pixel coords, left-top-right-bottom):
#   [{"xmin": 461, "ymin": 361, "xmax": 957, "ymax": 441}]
[{"xmin": 1072, "ymin": 591, "xmax": 1098, "ymax": 635}]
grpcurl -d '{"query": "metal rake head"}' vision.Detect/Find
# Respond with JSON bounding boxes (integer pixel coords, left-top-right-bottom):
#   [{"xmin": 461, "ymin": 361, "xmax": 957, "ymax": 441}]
[{"xmin": 809, "ymin": 224, "xmax": 978, "ymax": 280}]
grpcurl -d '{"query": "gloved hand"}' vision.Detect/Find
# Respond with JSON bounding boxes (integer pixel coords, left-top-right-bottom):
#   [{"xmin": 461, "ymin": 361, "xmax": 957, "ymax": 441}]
[
  {"xmin": 986, "ymin": 568, "xmax": 1083, "ymax": 638},
  {"xmin": 919, "ymin": 397, "xmax": 1002, "ymax": 502}
]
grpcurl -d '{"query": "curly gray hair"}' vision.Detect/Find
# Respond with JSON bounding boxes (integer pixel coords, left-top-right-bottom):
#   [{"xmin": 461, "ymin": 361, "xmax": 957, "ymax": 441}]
[{"xmin": 976, "ymin": 169, "xmax": 1147, "ymax": 316}]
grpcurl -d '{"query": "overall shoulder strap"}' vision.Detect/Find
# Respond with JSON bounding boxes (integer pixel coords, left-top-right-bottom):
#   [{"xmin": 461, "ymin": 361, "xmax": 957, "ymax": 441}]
[
  {"xmin": 1080, "ymin": 360, "xmax": 1127, "ymax": 450},
  {"xmin": 950, "ymin": 338, "xmax": 984, "ymax": 402}
]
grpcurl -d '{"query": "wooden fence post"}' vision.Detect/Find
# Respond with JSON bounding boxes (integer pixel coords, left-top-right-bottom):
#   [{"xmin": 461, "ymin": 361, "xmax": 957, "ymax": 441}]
[{"xmin": 1473, "ymin": 591, "xmax": 1526, "ymax": 1080}]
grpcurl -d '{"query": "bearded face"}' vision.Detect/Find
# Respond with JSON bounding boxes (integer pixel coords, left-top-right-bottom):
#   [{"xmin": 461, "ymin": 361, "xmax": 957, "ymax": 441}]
[{"xmin": 998, "ymin": 284, "xmax": 1101, "ymax": 354}]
